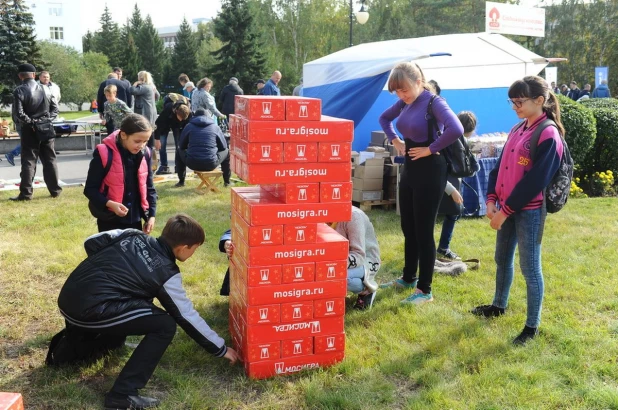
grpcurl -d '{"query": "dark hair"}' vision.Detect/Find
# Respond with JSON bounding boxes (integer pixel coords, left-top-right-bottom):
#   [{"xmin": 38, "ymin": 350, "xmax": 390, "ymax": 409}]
[
  {"xmin": 388, "ymin": 62, "xmax": 432, "ymax": 93},
  {"xmin": 508, "ymin": 75, "xmax": 565, "ymax": 136},
  {"xmin": 457, "ymin": 111, "xmax": 477, "ymax": 134},
  {"xmin": 194, "ymin": 108, "xmax": 208, "ymax": 117},
  {"xmin": 196, "ymin": 77, "xmax": 212, "ymax": 89},
  {"xmin": 175, "ymin": 104, "xmax": 191, "ymax": 120},
  {"xmin": 119, "ymin": 113, "xmax": 153, "ymax": 135},
  {"xmin": 429, "ymin": 80, "xmax": 441, "ymax": 96},
  {"xmin": 113, "ymin": 67, "xmax": 122, "ymax": 72},
  {"xmin": 161, "ymin": 214, "xmax": 205, "ymax": 248},
  {"xmin": 178, "ymin": 73, "xmax": 189, "ymax": 83}
]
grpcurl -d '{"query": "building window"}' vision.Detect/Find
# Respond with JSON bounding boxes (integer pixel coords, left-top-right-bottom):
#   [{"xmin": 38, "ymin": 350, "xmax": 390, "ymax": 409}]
[
  {"xmin": 50, "ymin": 27, "xmax": 64, "ymax": 40},
  {"xmin": 49, "ymin": 3, "xmax": 63, "ymax": 16}
]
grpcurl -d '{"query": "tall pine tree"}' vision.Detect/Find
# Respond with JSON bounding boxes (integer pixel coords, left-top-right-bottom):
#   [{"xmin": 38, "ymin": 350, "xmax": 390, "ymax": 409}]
[
  {"xmin": 0, "ymin": 0, "xmax": 43, "ymax": 106},
  {"xmin": 82, "ymin": 30, "xmax": 94, "ymax": 53},
  {"xmin": 172, "ymin": 18, "xmax": 198, "ymax": 82},
  {"xmin": 93, "ymin": 6, "xmax": 122, "ymax": 68},
  {"xmin": 213, "ymin": 0, "xmax": 267, "ymax": 94},
  {"xmin": 129, "ymin": 3, "xmax": 143, "ymax": 38},
  {"xmin": 136, "ymin": 15, "xmax": 166, "ymax": 85},
  {"xmin": 118, "ymin": 22, "xmax": 141, "ymax": 82}
]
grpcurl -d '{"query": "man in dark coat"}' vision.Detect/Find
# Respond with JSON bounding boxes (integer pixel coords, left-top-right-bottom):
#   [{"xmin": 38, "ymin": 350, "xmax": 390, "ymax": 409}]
[
  {"xmin": 10, "ymin": 63, "xmax": 61, "ymax": 201},
  {"xmin": 218, "ymin": 77, "xmax": 243, "ymax": 118}
]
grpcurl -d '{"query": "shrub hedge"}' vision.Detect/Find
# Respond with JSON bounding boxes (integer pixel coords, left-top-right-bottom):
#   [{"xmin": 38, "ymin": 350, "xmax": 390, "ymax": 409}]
[
  {"xmin": 582, "ymin": 107, "xmax": 618, "ymax": 179},
  {"xmin": 557, "ymin": 94, "xmax": 596, "ymax": 165}
]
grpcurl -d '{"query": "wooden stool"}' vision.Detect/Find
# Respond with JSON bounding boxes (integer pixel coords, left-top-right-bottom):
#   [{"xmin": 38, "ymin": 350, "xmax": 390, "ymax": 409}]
[{"xmin": 194, "ymin": 170, "xmax": 223, "ymax": 194}]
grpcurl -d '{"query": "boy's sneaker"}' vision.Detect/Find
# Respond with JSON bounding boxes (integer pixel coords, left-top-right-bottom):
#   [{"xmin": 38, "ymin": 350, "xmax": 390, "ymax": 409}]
[
  {"xmin": 437, "ymin": 248, "xmax": 461, "ymax": 261},
  {"xmin": 379, "ymin": 278, "xmax": 417, "ymax": 289},
  {"xmin": 156, "ymin": 166, "xmax": 172, "ymax": 175},
  {"xmin": 471, "ymin": 304, "xmax": 505, "ymax": 318},
  {"xmin": 353, "ymin": 292, "xmax": 377, "ymax": 310},
  {"xmin": 513, "ymin": 325, "xmax": 539, "ymax": 346},
  {"xmin": 401, "ymin": 291, "xmax": 433, "ymax": 305},
  {"xmin": 104, "ymin": 393, "xmax": 159, "ymax": 409},
  {"xmin": 5, "ymin": 153, "xmax": 15, "ymax": 166}
]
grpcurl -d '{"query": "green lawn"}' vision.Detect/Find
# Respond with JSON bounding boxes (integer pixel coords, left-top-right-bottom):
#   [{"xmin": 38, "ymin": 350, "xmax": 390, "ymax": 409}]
[
  {"xmin": 1, "ymin": 183, "xmax": 617, "ymax": 409},
  {"xmin": 58, "ymin": 111, "xmax": 94, "ymax": 121}
]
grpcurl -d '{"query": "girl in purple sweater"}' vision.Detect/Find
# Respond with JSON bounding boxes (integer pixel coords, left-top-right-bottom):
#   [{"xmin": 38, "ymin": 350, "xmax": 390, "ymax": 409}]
[
  {"xmin": 378, "ymin": 62, "xmax": 462, "ymax": 304},
  {"xmin": 472, "ymin": 76, "xmax": 564, "ymax": 345}
]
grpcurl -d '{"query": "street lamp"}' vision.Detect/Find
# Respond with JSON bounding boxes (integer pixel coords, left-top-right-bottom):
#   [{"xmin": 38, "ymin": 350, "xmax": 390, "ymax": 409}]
[{"xmin": 349, "ymin": 0, "xmax": 369, "ymax": 47}]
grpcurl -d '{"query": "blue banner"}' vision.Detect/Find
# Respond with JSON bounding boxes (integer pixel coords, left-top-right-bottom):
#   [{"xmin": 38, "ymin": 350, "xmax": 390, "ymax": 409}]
[{"xmin": 595, "ymin": 67, "xmax": 609, "ymax": 85}]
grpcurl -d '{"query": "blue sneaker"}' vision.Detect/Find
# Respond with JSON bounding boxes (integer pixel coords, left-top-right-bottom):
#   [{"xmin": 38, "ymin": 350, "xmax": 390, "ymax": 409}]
[
  {"xmin": 401, "ymin": 291, "xmax": 434, "ymax": 305},
  {"xmin": 379, "ymin": 278, "xmax": 417, "ymax": 289},
  {"xmin": 5, "ymin": 153, "xmax": 15, "ymax": 166}
]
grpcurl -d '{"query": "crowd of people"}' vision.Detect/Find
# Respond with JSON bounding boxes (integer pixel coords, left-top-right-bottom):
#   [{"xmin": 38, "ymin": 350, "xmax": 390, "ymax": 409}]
[
  {"xmin": 552, "ymin": 79, "xmax": 611, "ymax": 102},
  {"xmin": 7, "ymin": 60, "xmax": 570, "ymax": 409}
]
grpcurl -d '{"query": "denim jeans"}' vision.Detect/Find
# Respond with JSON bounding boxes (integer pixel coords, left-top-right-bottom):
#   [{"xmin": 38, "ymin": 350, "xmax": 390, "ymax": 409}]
[
  {"xmin": 9, "ymin": 145, "xmax": 21, "ymax": 157},
  {"xmin": 347, "ymin": 266, "xmax": 365, "ymax": 294},
  {"xmin": 159, "ymin": 128, "xmax": 179, "ymax": 167},
  {"xmin": 438, "ymin": 214, "xmax": 460, "ymax": 250},
  {"xmin": 492, "ymin": 207, "xmax": 546, "ymax": 328}
]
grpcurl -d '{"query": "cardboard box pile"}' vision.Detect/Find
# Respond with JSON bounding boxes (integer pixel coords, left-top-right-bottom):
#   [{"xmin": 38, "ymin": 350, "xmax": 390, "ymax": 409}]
[{"xmin": 228, "ymin": 96, "xmax": 352, "ymax": 379}]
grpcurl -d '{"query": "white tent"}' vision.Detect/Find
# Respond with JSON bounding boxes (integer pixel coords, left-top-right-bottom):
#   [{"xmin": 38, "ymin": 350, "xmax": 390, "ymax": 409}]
[{"xmin": 303, "ymin": 32, "xmax": 549, "ymax": 150}]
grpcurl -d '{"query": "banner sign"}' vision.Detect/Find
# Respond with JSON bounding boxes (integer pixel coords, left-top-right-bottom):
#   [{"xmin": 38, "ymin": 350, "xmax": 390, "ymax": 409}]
[
  {"xmin": 486, "ymin": 1, "xmax": 545, "ymax": 38},
  {"xmin": 595, "ymin": 67, "xmax": 609, "ymax": 85}
]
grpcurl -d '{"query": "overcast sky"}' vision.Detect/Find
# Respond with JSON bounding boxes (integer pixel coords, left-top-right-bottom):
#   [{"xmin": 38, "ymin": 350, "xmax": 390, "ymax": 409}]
[{"xmin": 81, "ymin": 0, "xmax": 223, "ymax": 33}]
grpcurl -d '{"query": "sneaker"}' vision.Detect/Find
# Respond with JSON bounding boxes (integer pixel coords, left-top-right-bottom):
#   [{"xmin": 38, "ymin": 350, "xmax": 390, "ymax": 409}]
[
  {"xmin": 224, "ymin": 181, "xmax": 234, "ymax": 187},
  {"xmin": 104, "ymin": 393, "xmax": 160, "ymax": 409},
  {"xmin": 5, "ymin": 153, "xmax": 15, "ymax": 166},
  {"xmin": 379, "ymin": 278, "xmax": 417, "ymax": 289},
  {"xmin": 174, "ymin": 181, "xmax": 185, "ymax": 188},
  {"xmin": 353, "ymin": 292, "xmax": 377, "ymax": 310},
  {"xmin": 471, "ymin": 304, "xmax": 505, "ymax": 318},
  {"xmin": 156, "ymin": 166, "xmax": 172, "ymax": 175},
  {"xmin": 513, "ymin": 326, "xmax": 539, "ymax": 346},
  {"xmin": 401, "ymin": 290, "xmax": 433, "ymax": 305},
  {"xmin": 437, "ymin": 248, "xmax": 461, "ymax": 261}
]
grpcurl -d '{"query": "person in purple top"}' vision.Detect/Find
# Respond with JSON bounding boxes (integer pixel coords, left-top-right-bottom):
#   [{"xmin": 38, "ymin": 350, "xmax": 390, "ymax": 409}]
[{"xmin": 378, "ymin": 62, "xmax": 463, "ymax": 305}]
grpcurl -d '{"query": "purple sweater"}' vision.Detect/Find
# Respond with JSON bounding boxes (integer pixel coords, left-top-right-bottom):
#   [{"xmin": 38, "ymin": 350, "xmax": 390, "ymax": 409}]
[{"xmin": 379, "ymin": 90, "xmax": 463, "ymax": 154}]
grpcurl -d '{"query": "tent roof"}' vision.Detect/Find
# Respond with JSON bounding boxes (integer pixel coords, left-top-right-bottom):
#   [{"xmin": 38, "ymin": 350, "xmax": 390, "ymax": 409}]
[{"xmin": 304, "ymin": 32, "xmax": 548, "ymax": 89}]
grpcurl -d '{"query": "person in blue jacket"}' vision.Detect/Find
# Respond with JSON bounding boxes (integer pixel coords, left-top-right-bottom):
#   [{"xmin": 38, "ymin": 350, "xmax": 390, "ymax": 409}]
[
  {"xmin": 592, "ymin": 80, "xmax": 611, "ymax": 98},
  {"xmin": 174, "ymin": 109, "xmax": 231, "ymax": 187}
]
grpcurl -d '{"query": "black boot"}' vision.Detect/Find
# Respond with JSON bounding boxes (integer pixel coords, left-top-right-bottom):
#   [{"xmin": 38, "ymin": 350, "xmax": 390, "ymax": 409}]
[
  {"xmin": 104, "ymin": 393, "xmax": 160, "ymax": 409},
  {"xmin": 471, "ymin": 304, "xmax": 505, "ymax": 318},
  {"xmin": 513, "ymin": 325, "xmax": 539, "ymax": 346}
]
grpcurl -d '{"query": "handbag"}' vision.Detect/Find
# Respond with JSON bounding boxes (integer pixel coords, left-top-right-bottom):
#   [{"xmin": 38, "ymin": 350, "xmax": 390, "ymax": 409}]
[{"xmin": 33, "ymin": 119, "xmax": 56, "ymax": 142}]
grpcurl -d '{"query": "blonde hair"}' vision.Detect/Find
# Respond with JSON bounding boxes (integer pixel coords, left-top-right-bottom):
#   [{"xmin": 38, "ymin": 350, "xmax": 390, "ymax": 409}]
[
  {"xmin": 137, "ymin": 71, "xmax": 154, "ymax": 85},
  {"xmin": 104, "ymin": 84, "xmax": 117, "ymax": 94},
  {"xmin": 387, "ymin": 62, "xmax": 432, "ymax": 93}
]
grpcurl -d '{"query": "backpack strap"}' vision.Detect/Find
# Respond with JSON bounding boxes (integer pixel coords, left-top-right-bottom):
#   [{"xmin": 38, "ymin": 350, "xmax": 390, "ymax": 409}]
[
  {"xmin": 426, "ymin": 94, "xmax": 441, "ymax": 142},
  {"xmin": 96, "ymin": 144, "xmax": 113, "ymax": 178},
  {"xmin": 528, "ymin": 119, "xmax": 556, "ymax": 161}
]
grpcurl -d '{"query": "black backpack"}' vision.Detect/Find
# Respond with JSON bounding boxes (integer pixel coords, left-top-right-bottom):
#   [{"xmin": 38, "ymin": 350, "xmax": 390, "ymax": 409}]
[
  {"xmin": 523, "ymin": 119, "xmax": 574, "ymax": 213},
  {"xmin": 426, "ymin": 95, "xmax": 479, "ymax": 178}
]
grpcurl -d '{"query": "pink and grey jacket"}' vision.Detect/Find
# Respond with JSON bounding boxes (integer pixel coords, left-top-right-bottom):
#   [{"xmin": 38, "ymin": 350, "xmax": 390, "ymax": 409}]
[{"xmin": 487, "ymin": 114, "xmax": 564, "ymax": 216}]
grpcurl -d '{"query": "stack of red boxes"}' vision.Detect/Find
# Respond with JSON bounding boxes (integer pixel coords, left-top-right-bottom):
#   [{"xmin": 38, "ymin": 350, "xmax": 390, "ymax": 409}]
[{"xmin": 227, "ymin": 95, "xmax": 354, "ymax": 379}]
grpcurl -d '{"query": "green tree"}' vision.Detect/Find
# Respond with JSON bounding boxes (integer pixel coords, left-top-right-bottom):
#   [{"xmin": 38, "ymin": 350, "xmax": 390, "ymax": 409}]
[
  {"xmin": 213, "ymin": 0, "xmax": 267, "ymax": 96},
  {"xmin": 118, "ymin": 23, "xmax": 141, "ymax": 82},
  {"xmin": 136, "ymin": 15, "xmax": 166, "ymax": 85},
  {"xmin": 196, "ymin": 21, "xmax": 223, "ymax": 81},
  {"xmin": 129, "ymin": 3, "xmax": 143, "ymax": 37},
  {"xmin": 0, "ymin": 0, "xmax": 43, "ymax": 106},
  {"xmin": 92, "ymin": 6, "xmax": 122, "ymax": 68},
  {"xmin": 82, "ymin": 30, "xmax": 94, "ymax": 53},
  {"xmin": 172, "ymin": 18, "xmax": 199, "ymax": 82}
]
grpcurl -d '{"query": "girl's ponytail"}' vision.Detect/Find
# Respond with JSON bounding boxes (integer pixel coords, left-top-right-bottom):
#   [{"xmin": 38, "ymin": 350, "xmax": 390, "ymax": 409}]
[{"xmin": 544, "ymin": 91, "xmax": 566, "ymax": 137}]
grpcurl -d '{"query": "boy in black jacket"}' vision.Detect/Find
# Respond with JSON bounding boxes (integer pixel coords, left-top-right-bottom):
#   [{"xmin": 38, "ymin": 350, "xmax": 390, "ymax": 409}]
[{"xmin": 55, "ymin": 214, "xmax": 240, "ymax": 410}]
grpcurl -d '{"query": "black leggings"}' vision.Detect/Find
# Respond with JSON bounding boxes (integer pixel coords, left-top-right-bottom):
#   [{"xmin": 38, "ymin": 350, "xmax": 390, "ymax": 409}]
[{"xmin": 399, "ymin": 140, "xmax": 447, "ymax": 293}]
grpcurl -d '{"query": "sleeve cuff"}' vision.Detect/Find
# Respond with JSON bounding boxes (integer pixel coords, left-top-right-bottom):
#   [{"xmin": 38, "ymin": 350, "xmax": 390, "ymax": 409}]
[
  {"xmin": 215, "ymin": 344, "xmax": 227, "ymax": 357},
  {"xmin": 501, "ymin": 204, "xmax": 515, "ymax": 216},
  {"xmin": 486, "ymin": 194, "xmax": 498, "ymax": 204}
]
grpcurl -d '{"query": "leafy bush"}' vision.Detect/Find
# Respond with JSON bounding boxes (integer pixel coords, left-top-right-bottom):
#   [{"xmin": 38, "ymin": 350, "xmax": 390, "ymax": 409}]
[
  {"xmin": 582, "ymin": 107, "xmax": 618, "ymax": 179},
  {"xmin": 584, "ymin": 170, "xmax": 615, "ymax": 197},
  {"xmin": 156, "ymin": 96, "xmax": 164, "ymax": 114},
  {"xmin": 580, "ymin": 98, "xmax": 618, "ymax": 110},
  {"xmin": 557, "ymin": 94, "xmax": 596, "ymax": 165}
]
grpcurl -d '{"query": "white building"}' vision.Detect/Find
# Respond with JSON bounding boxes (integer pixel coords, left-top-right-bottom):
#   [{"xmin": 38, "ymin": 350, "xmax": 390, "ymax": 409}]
[
  {"xmin": 27, "ymin": 0, "xmax": 83, "ymax": 53},
  {"xmin": 157, "ymin": 17, "xmax": 210, "ymax": 49}
]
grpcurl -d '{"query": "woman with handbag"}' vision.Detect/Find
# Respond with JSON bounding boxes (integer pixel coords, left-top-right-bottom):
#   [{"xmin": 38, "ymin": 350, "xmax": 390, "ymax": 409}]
[
  {"xmin": 378, "ymin": 62, "xmax": 463, "ymax": 304},
  {"xmin": 128, "ymin": 71, "xmax": 158, "ymax": 147},
  {"xmin": 84, "ymin": 114, "xmax": 157, "ymax": 234}
]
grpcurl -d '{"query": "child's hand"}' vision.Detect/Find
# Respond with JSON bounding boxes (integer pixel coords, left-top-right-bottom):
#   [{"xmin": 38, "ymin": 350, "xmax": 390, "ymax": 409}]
[
  {"xmin": 154, "ymin": 140, "xmax": 161, "ymax": 150},
  {"xmin": 107, "ymin": 201, "xmax": 128, "ymax": 217},
  {"xmin": 486, "ymin": 202, "xmax": 499, "ymax": 220},
  {"xmin": 224, "ymin": 347, "xmax": 241, "ymax": 365},
  {"xmin": 224, "ymin": 240, "xmax": 234, "ymax": 258},
  {"xmin": 143, "ymin": 217, "xmax": 155, "ymax": 235},
  {"xmin": 101, "ymin": 120, "xmax": 106, "ymax": 125},
  {"xmin": 451, "ymin": 190, "xmax": 463, "ymax": 204},
  {"xmin": 490, "ymin": 210, "xmax": 507, "ymax": 230}
]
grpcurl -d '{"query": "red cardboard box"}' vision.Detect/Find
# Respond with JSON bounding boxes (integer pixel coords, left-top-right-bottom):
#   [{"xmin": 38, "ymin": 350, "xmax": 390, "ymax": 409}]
[
  {"xmin": 245, "ymin": 351, "xmax": 345, "ymax": 379},
  {"xmin": 318, "ymin": 142, "xmax": 352, "ymax": 162},
  {"xmin": 229, "ymin": 283, "xmax": 281, "ymax": 325},
  {"xmin": 240, "ymin": 116, "xmax": 354, "ymax": 143},
  {"xmin": 234, "ymin": 140, "xmax": 283, "ymax": 163},
  {"xmin": 313, "ymin": 297, "xmax": 346, "ymax": 318},
  {"xmin": 0, "ymin": 393, "xmax": 24, "ymax": 410},
  {"xmin": 285, "ymin": 97, "xmax": 322, "ymax": 121},
  {"xmin": 284, "ymin": 223, "xmax": 318, "ymax": 245},
  {"xmin": 281, "ymin": 262, "xmax": 315, "ymax": 284},
  {"xmin": 235, "ymin": 158, "xmax": 351, "ymax": 185},
  {"xmin": 236, "ymin": 193, "xmax": 351, "ymax": 225},
  {"xmin": 237, "ymin": 278, "xmax": 346, "ymax": 306},
  {"xmin": 261, "ymin": 183, "xmax": 320, "ymax": 204},
  {"xmin": 231, "ymin": 210, "xmax": 283, "ymax": 247},
  {"xmin": 230, "ymin": 186, "xmax": 261, "ymax": 210},
  {"xmin": 315, "ymin": 260, "xmax": 348, "ymax": 281},
  {"xmin": 244, "ymin": 315, "xmax": 345, "ymax": 343},
  {"xmin": 283, "ymin": 142, "xmax": 318, "ymax": 163},
  {"xmin": 320, "ymin": 182, "xmax": 353, "ymax": 203},
  {"xmin": 281, "ymin": 337, "xmax": 314, "ymax": 358},
  {"xmin": 245, "ymin": 340, "xmax": 281, "ymax": 363},
  {"xmin": 235, "ymin": 95, "xmax": 285, "ymax": 121},
  {"xmin": 230, "ymin": 254, "xmax": 282, "ymax": 287},
  {"xmin": 314, "ymin": 333, "xmax": 346, "ymax": 354},
  {"xmin": 280, "ymin": 301, "xmax": 314, "ymax": 322}
]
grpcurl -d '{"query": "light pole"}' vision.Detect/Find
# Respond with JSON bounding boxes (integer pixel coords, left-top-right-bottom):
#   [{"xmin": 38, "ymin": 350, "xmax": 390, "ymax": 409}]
[{"xmin": 349, "ymin": 0, "xmax": 369, "ymax": 47}]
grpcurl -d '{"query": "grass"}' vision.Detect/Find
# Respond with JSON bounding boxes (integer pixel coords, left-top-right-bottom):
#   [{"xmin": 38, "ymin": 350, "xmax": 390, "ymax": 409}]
[
  {"xmin": 58, "ymin": 111, "xmax": 94, "ymax": 121},
  {"xmin": 0, "ymin": 183, "xmax": 617, "ymax": 409}
]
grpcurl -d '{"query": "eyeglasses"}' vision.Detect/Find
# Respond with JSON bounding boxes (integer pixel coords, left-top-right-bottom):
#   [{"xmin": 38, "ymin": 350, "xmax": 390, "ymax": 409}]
[{"xmin": 507, "ymin": 98, "xmax": 532, "ymax": 108}]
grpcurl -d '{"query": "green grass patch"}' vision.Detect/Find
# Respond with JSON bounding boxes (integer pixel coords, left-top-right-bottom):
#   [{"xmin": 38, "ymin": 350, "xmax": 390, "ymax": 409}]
[
  {"xmin": 0, "ymin": 183, "xmax": 617, "ymax": 409},
  {"xmin": 58, "ymin": 111, "xmax": 93, "ymax": 121}
]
